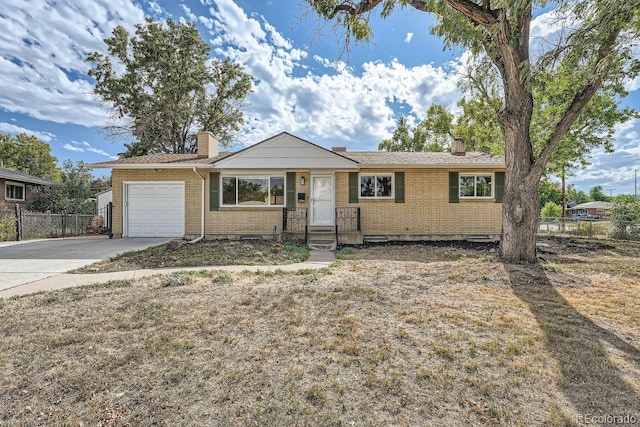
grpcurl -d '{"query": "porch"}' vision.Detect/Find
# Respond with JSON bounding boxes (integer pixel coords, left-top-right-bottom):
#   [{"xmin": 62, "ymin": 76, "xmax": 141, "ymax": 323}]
[{"xmin": 282, "ymin": 207, "xmax": 363, "ymax": 250}]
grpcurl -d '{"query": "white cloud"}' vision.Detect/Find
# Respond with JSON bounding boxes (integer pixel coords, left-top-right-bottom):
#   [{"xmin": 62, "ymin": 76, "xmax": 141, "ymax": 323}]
[
  {"xmin": 63, "ymin": 140, "xmax": 117, "ymax": 159},
  {"xmin": 0, "ymin": 122, "xmax": 56, "ymax": 142},
  {"xmin": 568, "ymin": 118, "xmax": 640, "ymax": 194},
  {"xmin": 199, "ymin": 0, "xmax": 461, "ymax": 149},
  {"xmin": 0, "ymin": 0, "xmax": 146, "ymax": 127},
  {"xmin": 405, "ymin": 33, "xmax": 414, "ymax": 43},
  {"xmin": 0, "ymin": 0, "xmax": 464, "ymax": 152}
]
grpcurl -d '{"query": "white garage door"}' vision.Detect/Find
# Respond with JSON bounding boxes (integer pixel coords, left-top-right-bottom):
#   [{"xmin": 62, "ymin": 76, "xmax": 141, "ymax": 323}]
[{"xmin": 126, "ymin": 183, "xmax": 185, "ymax": 237}]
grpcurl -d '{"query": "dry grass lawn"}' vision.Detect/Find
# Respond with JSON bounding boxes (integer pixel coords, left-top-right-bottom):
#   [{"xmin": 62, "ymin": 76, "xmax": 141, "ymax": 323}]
[{"xmin": 1, "ymin": 236, "xmax": 639, "ymax": 426}]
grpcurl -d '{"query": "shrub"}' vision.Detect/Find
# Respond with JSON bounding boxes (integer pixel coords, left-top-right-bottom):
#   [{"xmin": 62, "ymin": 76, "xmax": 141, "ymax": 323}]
[
  {"xmin": 161, "ymin": 273, "xmax": 192, "ymax": 287},
  {"xmin": 607, "ymin": 196, "xmax": 640, "ymax": 240},
  {"xmin": 0, "ymin": 215, "xmax": 16, "ymax": 241},
  {"xmin": 540, "ymin": 201, "xmax": 562, "ymax": 221}
]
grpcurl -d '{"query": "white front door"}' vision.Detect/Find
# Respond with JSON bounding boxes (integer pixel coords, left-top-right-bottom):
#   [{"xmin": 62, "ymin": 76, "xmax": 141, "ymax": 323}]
[{"xmin": 310, "ymin": 175, "xmax": 334, "ymax": 226}]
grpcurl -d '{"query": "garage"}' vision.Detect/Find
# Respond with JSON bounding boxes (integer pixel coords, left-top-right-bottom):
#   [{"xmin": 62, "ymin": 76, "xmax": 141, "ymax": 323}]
[{"xmin": 124, "ymin": 182, "xmax": 185, "ymax": 237}]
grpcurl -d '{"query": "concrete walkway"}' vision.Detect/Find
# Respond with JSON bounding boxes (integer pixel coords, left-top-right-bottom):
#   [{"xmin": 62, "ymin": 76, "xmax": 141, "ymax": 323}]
[{"xmin": 0, "ymin": 250, "xmax": 336, "ymax": 299}]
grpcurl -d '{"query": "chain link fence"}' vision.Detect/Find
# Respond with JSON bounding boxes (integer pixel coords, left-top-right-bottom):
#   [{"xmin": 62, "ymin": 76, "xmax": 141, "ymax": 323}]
[
  {"xmin": 538, "ymin": 217, "xmax": 640, "ymax": 241},
  {"xmin": 0, "ymin": 206, "xmax": 112, "ymax": 241}
]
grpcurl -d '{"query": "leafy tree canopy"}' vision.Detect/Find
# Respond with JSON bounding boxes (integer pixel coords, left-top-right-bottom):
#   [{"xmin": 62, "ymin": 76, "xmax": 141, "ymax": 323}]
[
  {"xmin": 538, "ymin": 178, "xmax": 562, "ymax": 209},
  {"xmin": 607, "ymin": 195, "xmax": 640, "ymax": 239},
  {"xmin": 566, "ymin": 184, "xmax": 590, "ymax": 205},
  {"xmin": 307, "ymin": 0, "xmax": 640, "ymax": 262},
  {"xmin": 0, "ymin": 133, "xmax": 60, "ymax": 181},
  {"xmin": 379, "ymin": 105, "xmax": 452, "ymax": 152},
  {"xmin": 589, "ymin": 185, "xmax": 610, "ymax": 202},
  {"xmin": 30, "ymin": 161, "xmax": 95, "ymax": 214},
  {"xmin": 86, "ymin": 18, "xmax": 253, "ymax": 157}
]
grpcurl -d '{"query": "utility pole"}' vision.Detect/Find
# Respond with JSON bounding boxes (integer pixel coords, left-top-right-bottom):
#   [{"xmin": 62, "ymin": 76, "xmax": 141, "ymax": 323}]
[
  {"xmin": 608, "ymin": 188, "xmax": 616, "ymax": 198},
  {"xmin": 635, "ymin": 169, "xmax": 638, "ymax": 199}
]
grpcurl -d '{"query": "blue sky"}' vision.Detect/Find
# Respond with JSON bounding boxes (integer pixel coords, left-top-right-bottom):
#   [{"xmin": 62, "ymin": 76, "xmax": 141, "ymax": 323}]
[{"xmin": 0, "ymin": 0, "xmax": 638, "ymax": 195}]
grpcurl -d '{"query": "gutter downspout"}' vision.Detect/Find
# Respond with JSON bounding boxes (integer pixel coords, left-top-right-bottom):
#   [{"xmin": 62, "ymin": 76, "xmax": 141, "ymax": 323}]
[{"xmin": 189, "ymin": 167, "xmax": 205, "ymax": 244}]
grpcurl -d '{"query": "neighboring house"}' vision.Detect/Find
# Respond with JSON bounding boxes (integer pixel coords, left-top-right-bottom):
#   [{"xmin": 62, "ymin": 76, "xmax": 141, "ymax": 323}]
[
  {"xmin": 0, "ymin": 168, "xmax": 57, "ymax": 210},
  {"xmin": 89, "ymin": 132, "xmax": 505, "ymax": 247},
  {"xmin": 96, "ymin": 189, "xmax": 112, "ymax": 215},
  {"xmin": 566, "ymin": 201, "xmax": 613, "ymax": 219}
]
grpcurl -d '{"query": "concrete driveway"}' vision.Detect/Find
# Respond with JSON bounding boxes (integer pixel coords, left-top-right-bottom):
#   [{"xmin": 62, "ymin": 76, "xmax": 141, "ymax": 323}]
[{"xmin": 0, "ymin": 236, "xmax": 171, "ymax": 293}]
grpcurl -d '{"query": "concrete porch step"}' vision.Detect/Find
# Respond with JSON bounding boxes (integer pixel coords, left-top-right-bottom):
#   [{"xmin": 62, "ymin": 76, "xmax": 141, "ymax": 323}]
[
  {"xmin": 307, "ymin": 237, "xmax": 337, "ymax": 251},
  {"xmin": 308, "ymin": 226, "xmax": 336, "ymax": 233}
]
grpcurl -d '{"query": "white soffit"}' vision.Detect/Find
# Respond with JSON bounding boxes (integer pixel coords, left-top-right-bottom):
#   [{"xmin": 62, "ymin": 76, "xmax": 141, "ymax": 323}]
[{"xmin": 214, "ymin": 133, "xmax": 359, "ymax": 170}]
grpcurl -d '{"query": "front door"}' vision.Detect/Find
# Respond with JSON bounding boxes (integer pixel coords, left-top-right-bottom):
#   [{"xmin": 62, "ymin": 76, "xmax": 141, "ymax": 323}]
[{"xmin": 310, "ymin": 175, "xmax": 334, "ymax": 226}]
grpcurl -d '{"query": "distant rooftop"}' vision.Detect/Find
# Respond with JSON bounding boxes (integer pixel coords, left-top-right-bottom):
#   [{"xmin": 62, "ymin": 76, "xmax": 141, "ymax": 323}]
[{"xmin": 0, "ymin": 168, "xmax": 57, "ymax": 185}]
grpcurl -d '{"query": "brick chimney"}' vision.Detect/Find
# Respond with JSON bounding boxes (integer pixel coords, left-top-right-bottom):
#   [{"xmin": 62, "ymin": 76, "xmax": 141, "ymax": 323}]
[
  {"xmin": 331, "ymin": 146, "xmax": 347, "ymax": 152},
  {"xmin": 451, "ymin": 137, "xmax": 465, "ymax": 156},
  {"xmin": 197, "ymin": 131, "xmax": 219, "ymax": 158}
]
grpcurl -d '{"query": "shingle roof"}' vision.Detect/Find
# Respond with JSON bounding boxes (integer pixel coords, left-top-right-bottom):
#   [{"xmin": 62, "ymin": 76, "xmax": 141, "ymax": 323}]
[
  {"xmin": 88, "ymin": 152, "xmax": 232, "ymax": 168},
  {"xmin": 87, "ymin": 136, "xmax": 504, "ymax": 170},
  {"xmin": 0, "ymin": 168, "xmax": 57, "ymax": 185},
  {"xmin": 567, "ymin": 201, "xmax": 613, "ymax": 210},
  {"xmin": 341, "ymin": 151, "xmax": 504, "ymax": 168}
]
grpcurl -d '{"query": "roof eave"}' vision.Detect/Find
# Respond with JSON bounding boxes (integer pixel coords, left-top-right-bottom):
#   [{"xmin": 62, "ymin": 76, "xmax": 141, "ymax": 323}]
[
  {"xmin": 357, "ymin": 163, "xmax": 505, "ymax": 169},
  {"xmin": 87, "ymin": 163, "xmax": 217, "ymax": 169}
]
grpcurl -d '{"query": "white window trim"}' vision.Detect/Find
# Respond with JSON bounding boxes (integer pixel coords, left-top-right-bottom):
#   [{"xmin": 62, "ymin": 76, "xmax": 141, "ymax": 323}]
[
  {"xmin": 5, "ymin": 181, "xmax": 25, "ymax": 201},
  {"xmin": 359, "ymin": 173, "xmax": 394, "ymax": 199},
  {"xmin": 459, "ymin": 173, "xmax": 495, "ymax": 199},
  {"xmin": 221, "ymin": 175, "xmax": 286, "ymax": 207}
]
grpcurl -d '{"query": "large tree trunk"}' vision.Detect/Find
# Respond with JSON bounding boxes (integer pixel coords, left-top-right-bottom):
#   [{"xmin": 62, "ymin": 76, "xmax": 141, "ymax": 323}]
[
  {"xmin": 498, "ymin": 83, "xmax": 540, "ymax": 263},
  {"xmin": 500, "ymin": 171, "xmax": 540, "ymax": 263}
]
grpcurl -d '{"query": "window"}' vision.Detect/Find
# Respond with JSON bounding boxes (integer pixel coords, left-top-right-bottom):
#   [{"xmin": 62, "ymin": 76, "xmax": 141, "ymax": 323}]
[
  {"xmin": 459, "ymin": 174, "xmax": 493, "ymax": 198},
  {"xmin": 5, "ymin": 182, "xmax": 25, "ymax": 201},
  {"xmin": 222, "ymin": 176, "xmax": 285, "ymax": 206},
  {"xmin": 360, "ymin": 174, "xmax": 393, "ymax": 199}
]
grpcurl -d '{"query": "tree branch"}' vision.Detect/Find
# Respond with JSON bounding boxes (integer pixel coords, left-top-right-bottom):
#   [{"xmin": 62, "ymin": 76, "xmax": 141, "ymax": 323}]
[
  {"xmin": 441, "ymin": 0, "xmax": 500, "ymax": 29},
  {"xmin": 535, "ymin": 25, "xmax": 623, "ymax": 173},
  {"xmin": 330, "ymin": 0, "xmax": 383, "ymax": 18}
]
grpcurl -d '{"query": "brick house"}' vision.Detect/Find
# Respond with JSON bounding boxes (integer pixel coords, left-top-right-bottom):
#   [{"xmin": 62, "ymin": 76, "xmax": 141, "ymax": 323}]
[
  {"xmin": 0, "ymin": 168, "xmax": 57, "ymax": 210},
  {"xmin": 566, "ymin": 201, "xmax": 613, "ymax": 219},
  {"xmin": 89, "ymin": 132, "xmax": 505, "ymax": 248}
]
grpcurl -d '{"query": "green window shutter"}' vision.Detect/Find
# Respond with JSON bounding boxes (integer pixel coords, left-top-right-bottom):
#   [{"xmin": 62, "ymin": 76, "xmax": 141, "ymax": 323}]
[
  {"xmin": 286, "ymin": 172, "xmax": 296, "ymax": 211},
  {"xmin": 209, "ymin": 172, "xmax": 220, "ymax": 211},
  {"xmin": 348, "ymin": 172, "xmax": 359, "ymax": 203},
  {"xmin": 495, "ymin": 171, "xmax": 505, "ymax": 203},
  {"xmin": 449, "ymin": 172, "xmax": 459, "ymax": 203},
  {"xmin": 394, "ymin": 171, "xmax": 405, "ymax": 203}
]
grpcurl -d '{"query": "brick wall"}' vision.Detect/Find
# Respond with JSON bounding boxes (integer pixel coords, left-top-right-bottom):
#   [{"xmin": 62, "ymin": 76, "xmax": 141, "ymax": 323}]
[
  {"xmin": 112, "ymin": 168, "xmax": 502, "ymax": 239},
  {"xmin": 0, "ymin": 179, "xmax": 44, "ymax": 210},
  {"xmin": 112, "ymin": 169, "xmax": 289, "ymax": 238},
  {"xmin": 336, "ymin": 168, "xmax": 502, "ymax": 237}
]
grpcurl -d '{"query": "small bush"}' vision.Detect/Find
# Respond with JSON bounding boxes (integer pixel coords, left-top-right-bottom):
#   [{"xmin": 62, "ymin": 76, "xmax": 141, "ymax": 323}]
[
  {"xmin": 540, "ymin": 202, "xmax": 562, "ymax": 221},
  {"xmin": 161, "ymin": 273, "xmax": 192, "ymax": 287},
  {"xmin": 336, "ymin": 247, "xmax": 357, "ymax": 259},
  {"xmin": 607, "ymin": 196, "xmax": 640, "ymax": 241},
  {"xmin": 0, "ymin": 215, "xmax": 16, "ymax": 241},
  {"xmin": 570, "ymin": 222, "xmax": 607, "ymax": 238}
]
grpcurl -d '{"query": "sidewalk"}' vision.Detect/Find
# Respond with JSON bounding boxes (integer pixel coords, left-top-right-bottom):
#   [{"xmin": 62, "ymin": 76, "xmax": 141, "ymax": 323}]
[{"xmin": 0, "ymin": 250, "xmax": 336, "ymax": 299}]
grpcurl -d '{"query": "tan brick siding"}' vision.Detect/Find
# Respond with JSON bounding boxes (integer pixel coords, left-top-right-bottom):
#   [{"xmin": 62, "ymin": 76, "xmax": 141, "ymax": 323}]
[
  {"xmin": 336, "ymin": 168, "xmax": 502, "ymax": 236},
  {"xmin": 112, "ymin": 168, "xmax": 501, "ymax": 239}
]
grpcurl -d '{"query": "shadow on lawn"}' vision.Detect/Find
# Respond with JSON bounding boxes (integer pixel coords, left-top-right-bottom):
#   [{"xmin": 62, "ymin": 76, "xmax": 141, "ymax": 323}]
[{"xmin": 505, "ymin": 263, "xmax": 640, "ymax": 421}]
